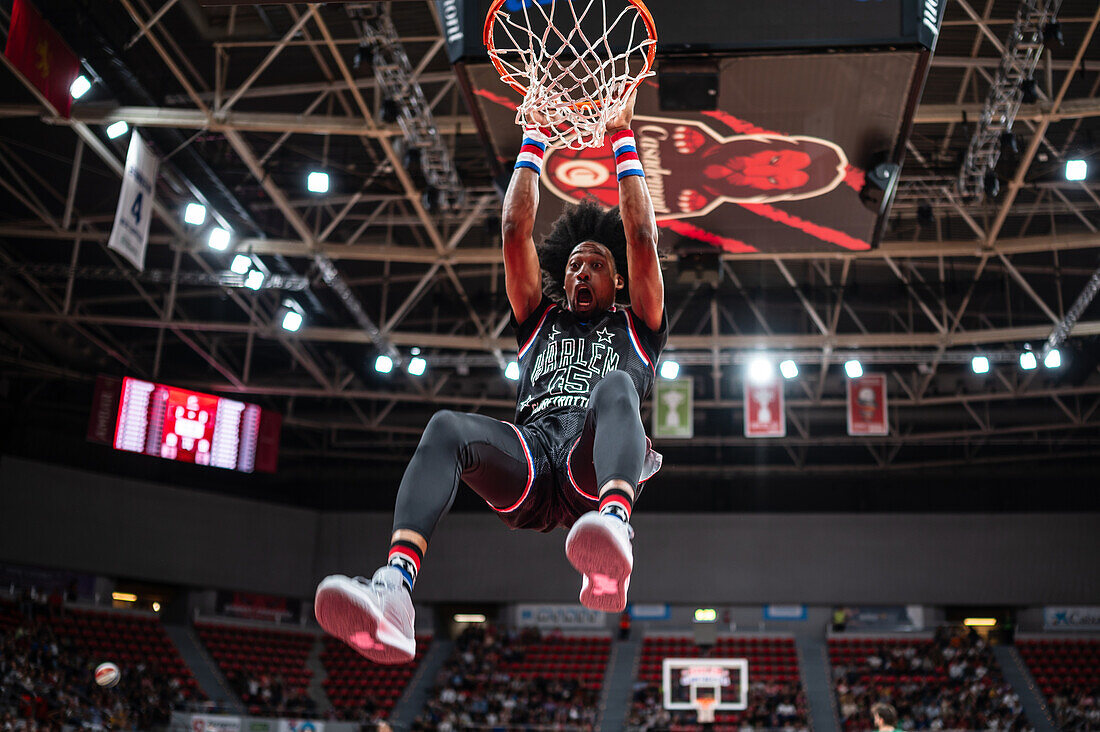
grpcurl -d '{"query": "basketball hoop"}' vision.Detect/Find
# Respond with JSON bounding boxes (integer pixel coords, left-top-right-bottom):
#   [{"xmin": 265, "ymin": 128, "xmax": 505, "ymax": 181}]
[
  {"xmin": 694, "ymin": 696, "xmax": 717, "ymax": 725},
  {"xmin": 484, "ymin": 0, "xmax": 658, "ymax": 150}
]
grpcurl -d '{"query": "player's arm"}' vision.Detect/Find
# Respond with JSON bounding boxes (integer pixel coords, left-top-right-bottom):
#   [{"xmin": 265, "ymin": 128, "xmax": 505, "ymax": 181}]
[
  {"xmin": 608, "ymin": 92, "xmax": 664, "ymax": 332},
  {"xmin": 502, "ymin": 130, "xmax": 548, "ymax": 324}
]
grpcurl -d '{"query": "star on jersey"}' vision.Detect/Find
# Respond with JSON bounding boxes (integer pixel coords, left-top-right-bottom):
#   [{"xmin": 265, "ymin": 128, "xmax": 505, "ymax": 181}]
[
  {"xmin": 549, "ymin": 325, "xmax": 563, "ymax": 340},
  {"xmin": 596, "ymin": 327, "xmax": 615, "ymax": 344}
]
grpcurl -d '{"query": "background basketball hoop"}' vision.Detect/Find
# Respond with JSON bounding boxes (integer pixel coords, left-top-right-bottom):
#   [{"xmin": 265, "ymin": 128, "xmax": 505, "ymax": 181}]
[
  {"xmin": 484, "ymin": 0, "xmax": 658, "ymax": 149},
  {"xmin": 695, "ymin": 696, "xmax": 717, "ymax": 725}
]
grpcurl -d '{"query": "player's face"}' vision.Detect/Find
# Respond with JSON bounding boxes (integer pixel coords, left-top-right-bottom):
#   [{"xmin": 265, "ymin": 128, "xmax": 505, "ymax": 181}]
[{"xmin": 565, "ymin": 242, "xmax": 622, "ymax": 318}]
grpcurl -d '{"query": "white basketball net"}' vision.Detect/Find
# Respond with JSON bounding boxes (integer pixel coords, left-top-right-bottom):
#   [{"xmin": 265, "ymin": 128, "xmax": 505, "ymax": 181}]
[{"xmin": 487, "ymin": 0, "xmax": 656, "ymax": 150}]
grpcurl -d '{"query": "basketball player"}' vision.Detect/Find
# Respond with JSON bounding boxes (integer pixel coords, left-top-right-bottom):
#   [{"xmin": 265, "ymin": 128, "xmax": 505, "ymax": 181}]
[{"xmin": 314, "ymin": 91, "xmax": 666, "ymax": 664}]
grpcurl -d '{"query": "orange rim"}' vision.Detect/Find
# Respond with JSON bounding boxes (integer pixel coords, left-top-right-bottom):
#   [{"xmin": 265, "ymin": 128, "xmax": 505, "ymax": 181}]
[{"xmin": 483, "ymin": 0, "xmax": 657, "ymax": 108}]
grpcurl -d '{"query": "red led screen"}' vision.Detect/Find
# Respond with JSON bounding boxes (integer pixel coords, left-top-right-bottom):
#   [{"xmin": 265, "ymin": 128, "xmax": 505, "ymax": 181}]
[{"xmin": 100, "ymin": 376, "xmax": 280, "ymax": 474}]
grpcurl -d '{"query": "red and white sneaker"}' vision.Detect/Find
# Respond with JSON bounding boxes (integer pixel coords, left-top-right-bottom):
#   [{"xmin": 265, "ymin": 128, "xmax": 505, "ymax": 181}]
[
  {"xmin": 565, "ymin": 511, "xmax": 634, "ymax": 613},
  {"xmin": 314, "ymin": 568, "xmax": 416, "ymax": 665}
]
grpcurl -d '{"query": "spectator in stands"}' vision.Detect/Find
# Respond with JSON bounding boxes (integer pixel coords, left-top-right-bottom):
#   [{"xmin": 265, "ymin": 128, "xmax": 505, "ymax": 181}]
[
  {"xmin": 0, "ymin": 606, "xmax": 188, "ymax": 731},
  {"xmin": 871, "ymin": 702, "xmax": 900, "ymax": 731},
  {"xmin": 414, "ymin": 625, "xmax": 602, "ymax": 731},
  {"xmin": 832, "ymin": 626, "xmax": 1029, "ymax": 731},
  {"xmin": 627, "ymin": 678, "xmax": 810, "ymax": 731}
]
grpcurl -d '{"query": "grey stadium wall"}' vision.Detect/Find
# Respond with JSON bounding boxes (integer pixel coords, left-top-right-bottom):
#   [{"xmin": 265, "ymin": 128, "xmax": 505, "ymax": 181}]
[{"xmin": 2, "ymin": 457, "xmax": 1098, "ymax": 605}]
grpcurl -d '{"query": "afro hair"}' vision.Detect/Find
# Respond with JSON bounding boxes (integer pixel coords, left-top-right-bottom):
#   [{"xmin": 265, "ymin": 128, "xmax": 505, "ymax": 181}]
[{"xmin": 537, "ymin": 199, "xmax": 630, "ymax": 304}]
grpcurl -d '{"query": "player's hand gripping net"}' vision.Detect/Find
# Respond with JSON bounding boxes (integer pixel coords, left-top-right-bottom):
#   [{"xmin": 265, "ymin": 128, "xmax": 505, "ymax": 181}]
[{"xmin": 485, "ymin": 0, "xmax": 657, "ymax": 150}]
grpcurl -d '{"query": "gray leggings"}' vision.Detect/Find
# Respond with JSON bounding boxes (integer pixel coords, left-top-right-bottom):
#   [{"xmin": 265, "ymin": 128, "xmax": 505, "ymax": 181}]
[{"xmin": 392, "ymin": 370, "xmax": 644, "ymax": 541}]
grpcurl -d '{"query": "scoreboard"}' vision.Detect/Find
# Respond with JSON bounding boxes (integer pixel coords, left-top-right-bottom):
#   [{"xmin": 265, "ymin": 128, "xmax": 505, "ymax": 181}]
[
  {"xmin": 441, "ymin": 0, "xmax": 943, "ymax": 63},
  {"xmin": 88, "ymin": 376, "xmax": 281, "ymax": 474}
]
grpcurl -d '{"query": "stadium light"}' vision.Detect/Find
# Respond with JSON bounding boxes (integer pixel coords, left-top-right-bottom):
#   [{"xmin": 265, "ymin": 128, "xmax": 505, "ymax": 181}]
[
  {"xmin": 307, "ymin": 171, "xmax": 330, "ymax": 194},
  {"xmin": 281, "ymin": 310, "xmax": 303, "ymax": 332},
  {"xmin": 111, "ymin": 592, "xmax": 136, "ymax": 603},
  {"xmin": 208, "ymin": 227, "xmax": 231, "ymax": 251},
  {"xmin": 183, "ymin": 203, "xmax": 207, "ymax": 226},
  {"xmin": 106, "ymin": 120, "xmax": 129, "ymax": 139},
  {"xmin": 504, "ymin": 361, "xmax": 520, "ymax": 380},
  {"xmin": 453, "ymin": 614, "xmax": 486, "ymax": 623},
  {"xmin": 659, "ymin": 359, "xmax": 680, "ymax": 380},
  {"xmin": 963, "ymin": 618, "xmax": 997, "ymax": 627},
  {"xmin": 244, "ymin": 269, "xmax": 265, "ymax": 291},
  {"xmin": 971, "ymin": 356, "xmax": 990, "ymax": 375},
  {"xmin": 152, "ymin": 602, "xmax": 161, "ymax": 613},
  {"xmin": 279, "ymin": 299, "xmax": 304, "ymax": 332},
  {"xmin": 1044, "ymin": 348, "xmax": 1062, "ymax": 369},
  {"xmin": 375, "ymin": 354, "xmax": 394, "ymax": 374},
  {"xmin": 407, "ymin": 356, "xmax": 427, "ymax": 376},
  {"xmin": 1066, "ymin": 160, "xmax": 1088, "ymax": 181},
  {"xmin": 70, "ymin": 75, "xmax": 91, "ymax": 99},
  {"xmin": 230, "ymin": 254, "xmax": 251, "ymax": 274},
  {"xmin": 746, "ymin": 356, "xmax": 774, "ymax": 385},
  {"xmin": 1020, "ymin": 350, "xmax": 1038, "ymax": 370},
  {"xmin": 779, "ymin": 360, "xmax": 799, "ymax": 380},
  {"xmin": 694, "ymin": 608, "xmax": 717, "ymax": 623},
  {"xmin": 844, "ymin": 359, "xmax": 863, "ymax": 379}
]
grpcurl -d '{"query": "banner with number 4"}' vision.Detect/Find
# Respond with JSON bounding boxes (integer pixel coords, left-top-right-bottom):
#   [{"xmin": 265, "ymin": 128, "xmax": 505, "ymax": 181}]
[{"xmin": 108, "ymin": 131, "xmax": 159, "ymax": 271}]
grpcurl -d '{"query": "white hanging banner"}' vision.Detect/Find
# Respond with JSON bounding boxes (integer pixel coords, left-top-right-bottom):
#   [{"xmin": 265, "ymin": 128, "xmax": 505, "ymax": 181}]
[
  {"xmin": 107, "ymin": 131, "xmax": 159, "ymax": 271},
  {"xmin": 744, "ymin": 378, "xmax": 785, "ymax": 438}
]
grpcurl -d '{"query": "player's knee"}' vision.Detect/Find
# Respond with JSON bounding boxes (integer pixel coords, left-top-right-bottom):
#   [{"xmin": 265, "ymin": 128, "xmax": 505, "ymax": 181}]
[
  {"xmin": 421, "ymin": 410, "xmax": 465, "ymax": 450},
  {"xmin": 591, "ymin": 371, "xmax": 638, "ymax": 414}
]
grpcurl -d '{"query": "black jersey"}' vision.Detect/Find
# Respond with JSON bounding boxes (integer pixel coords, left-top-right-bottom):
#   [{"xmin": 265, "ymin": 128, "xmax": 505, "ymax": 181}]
[{"xmin": 512, "ymin": 296, "xmax": 667, "ymax": 459}]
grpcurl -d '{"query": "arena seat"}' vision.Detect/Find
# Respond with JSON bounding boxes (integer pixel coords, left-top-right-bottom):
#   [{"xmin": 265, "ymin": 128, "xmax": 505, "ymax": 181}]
[
  {"xmin": 1016, "ymin": 637, "xmax": 1100, "ymax": 729},
  {"xmin": 829, "ymin": 630, "xmax": 1028, "ymax": 731},
  {"xmin": 48, "ymin": 607, "xmax": 203, "ymax": 699},
  {"xmin": 416, "ymin": 627, "xmax": 606, "ymax": 729},
  {"xmin": 195, "ymin": 622, "xmax": 315, "ymax": 714},
  {"xmin": 321, "ymin": 633, "xmax": 432, "ymax": 717}
]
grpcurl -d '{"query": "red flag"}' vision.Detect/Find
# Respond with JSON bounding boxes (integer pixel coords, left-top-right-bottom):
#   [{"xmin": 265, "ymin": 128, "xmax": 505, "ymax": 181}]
[
  {"xmin": 847, "ymin": 373, "xmax": 889, "ymax": 436},
  {"xmin": 4, "ymin": 0, "xmax": 81, "ymax": 118}
]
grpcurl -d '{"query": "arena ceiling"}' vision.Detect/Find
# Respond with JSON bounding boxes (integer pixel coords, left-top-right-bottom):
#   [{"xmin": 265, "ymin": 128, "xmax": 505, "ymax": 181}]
[{"xmin": 1, "ymin": 0, "xmax": 1099, "ymax": 512}]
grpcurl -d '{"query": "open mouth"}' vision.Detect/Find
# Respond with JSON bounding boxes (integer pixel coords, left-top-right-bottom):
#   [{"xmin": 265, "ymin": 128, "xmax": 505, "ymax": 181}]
[{"xmin": 575, "ymin": 287, "xmax": 593, "ymax": 308}]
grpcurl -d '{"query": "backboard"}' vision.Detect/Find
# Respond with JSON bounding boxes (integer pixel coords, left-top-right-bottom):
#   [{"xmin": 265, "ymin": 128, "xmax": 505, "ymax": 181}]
[{"xmin": 662, "ymin": 657, "xmax": 748, "ymax": 711}]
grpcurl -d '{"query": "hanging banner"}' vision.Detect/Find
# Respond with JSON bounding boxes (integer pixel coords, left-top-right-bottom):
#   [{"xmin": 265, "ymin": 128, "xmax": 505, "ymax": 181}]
[
  {"xmin": 652, "ymin": 377, "xmax": 692, "ymax": 439},
  {"xmin": 847, "ymin": 373, "xmax": 888, "ymax": 436},
  {"xmin": 107, "ymin": 131, "xmax": 159, "ymax": 271},
  {"xmin": 744, "ymin": 379, "xmax": 785, "ymax": 438},
  {"xmin": 3, "ymin": 0, "xmax": 81, "ymax": 117}
]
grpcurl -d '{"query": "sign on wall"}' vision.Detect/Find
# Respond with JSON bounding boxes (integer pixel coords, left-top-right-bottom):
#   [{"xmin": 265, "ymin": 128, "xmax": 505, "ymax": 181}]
[
  {"xmin": 1044, "ymin": 606, "xmax": 1100, "ymax": 631},
  {"xmin": 191, "ymin": 716, "xmax": 241, "ymax": 732},
  {"xmin": 516, "ymin": 604, "xmax": 606, "ymax": 629},
  {"xmin": 653, "ymin": 377, "xmax": 693, "ymax": 439}
]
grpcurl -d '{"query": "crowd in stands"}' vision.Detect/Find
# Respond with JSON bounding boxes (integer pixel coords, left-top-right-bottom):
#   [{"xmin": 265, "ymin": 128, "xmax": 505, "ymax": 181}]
[
  {"xmin": 831, "ymin": 626, "xmax": 1030, "ymax": 731},
  {"xmin": 627, "ymin": 678, "xmax": 809, "ymax": 731},
  {"xmin": 413, "ymin": 625, "xmax": 602, "ymax": 731},
  {"xmin": 0, "ymin": 599, "xmax": 190, "ymax": 730},
  {"xmin": 225, "ymin": 670, "xmax": 316, "ymax": 719},
  {"xmin": 1046, "ymin": 685, "xmax": 1100, "ymax": 730}
]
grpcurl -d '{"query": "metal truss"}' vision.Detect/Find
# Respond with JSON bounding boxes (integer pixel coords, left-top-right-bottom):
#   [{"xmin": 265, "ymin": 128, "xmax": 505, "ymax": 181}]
[
  {"xmin": 346, "ymin": 2, "xmax": 464, "ymax": 208},
  {"xmin": 958, "ymin": 0, "xmax": 1064, "ymax": 199},
  {"xmin": 1, "ymin": 0, "xmax": 1099, "ymax": 478},
  {"xmin": 2, "ymin": 263, "xmax": 309, "ymax": 291}
]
